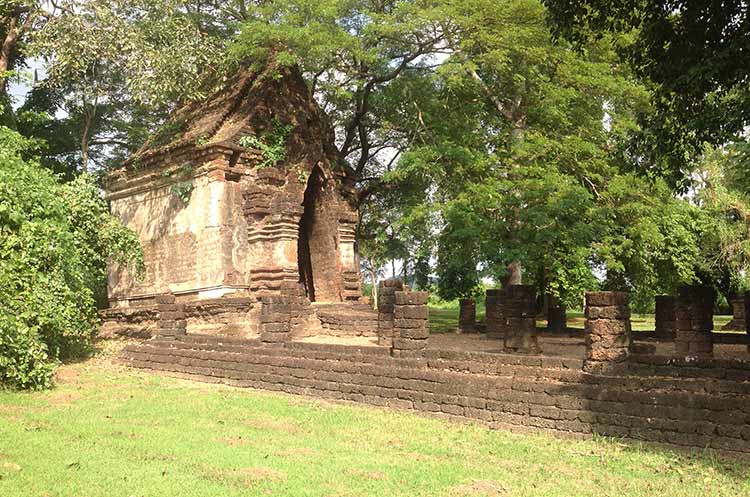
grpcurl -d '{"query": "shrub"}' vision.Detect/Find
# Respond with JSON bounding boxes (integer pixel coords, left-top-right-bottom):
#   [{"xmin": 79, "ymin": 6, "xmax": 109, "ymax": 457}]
[{"xmin": 0, "ymin": 126, "xmax": 143, "ymax": 389}]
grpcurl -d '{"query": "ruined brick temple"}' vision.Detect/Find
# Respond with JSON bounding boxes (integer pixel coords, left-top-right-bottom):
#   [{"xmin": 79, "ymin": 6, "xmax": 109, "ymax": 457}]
[
  {"xmin": 110, "ymin": 65, "xmax": 750, "ymax": 457},
  {"xmin": 102, "ymin": 64, "xmax": 369, "ymax": 338}
]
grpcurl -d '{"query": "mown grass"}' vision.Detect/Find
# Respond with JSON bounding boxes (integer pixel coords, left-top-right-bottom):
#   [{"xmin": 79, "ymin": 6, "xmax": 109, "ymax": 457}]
[{"xmin": 1, "ymin": 344, "xmax": 748, "ymax": 497}]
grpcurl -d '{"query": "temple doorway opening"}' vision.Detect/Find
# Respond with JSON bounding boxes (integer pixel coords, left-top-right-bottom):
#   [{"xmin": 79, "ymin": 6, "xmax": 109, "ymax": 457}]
[{"xmin": 298, "ymin": 165, "xmax": 339, "ymax": 302}]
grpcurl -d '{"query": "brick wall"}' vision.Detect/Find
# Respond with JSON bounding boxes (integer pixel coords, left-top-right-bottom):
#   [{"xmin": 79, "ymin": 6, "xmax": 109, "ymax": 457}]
[
  {"xmin": 458, "ymin": 298, "xmax": 476, "ymax": 333},
  {"xmin": 121, "ymin": 335, "xmax": 750, "ymax": 455}
]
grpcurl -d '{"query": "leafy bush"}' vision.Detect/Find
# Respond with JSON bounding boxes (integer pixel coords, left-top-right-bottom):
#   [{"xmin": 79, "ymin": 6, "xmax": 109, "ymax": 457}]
[{"xmin": 0, "ymin": 126, "xmax": 143, "ymax": 389}]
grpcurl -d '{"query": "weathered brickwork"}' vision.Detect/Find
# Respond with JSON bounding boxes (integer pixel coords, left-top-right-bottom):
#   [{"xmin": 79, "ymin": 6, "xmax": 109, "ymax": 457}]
[
  {"xmin": 675, "ymin": 286, "xmax": 715, "ymax": 357},
  {"xmin": 584, "ymin": 292, "xmax": 631, "ymax": 371},
  {"xmin": 377, "ymin": 279, "xmax": 403, "ymax": 346},
  {"xmin": 654, "ymin": 295, "xmax": 676, "ymax": 339},
  {"xmin": 122, "ymin": 336, "xmax": 750, "ymax": 455},
  {"xmin": 259, "ymin": 295, "xmax": 293, "ymax": 343},
  {"xmin": 458, "ymin": 298, "xmax": 477, "ymax": 333},
  {"xmin": 485, "ymin": 289, "xmax": 504, "ymax": 339},
  {"xmin": 156, "ymin": 293, "xmax": 186, "ymax": 337},
  {"xmin": 103, "ymin": 64, "xmax": 365, "ymax": 338},
  {"xmin": 315, "ymin": 302, "xmax": 378, "ymax": 337},
  {"xmin": 392, "ymin": 291, "xmax": 430, "ymax": 354},
  {"xmin": 722, "ymin": 298, "xmax": 746, "ymax": 331},
  {"xmin": 503, "ymin": 285, "xmax": 541, "ymax": 354},
  {"xmin": 101, "ymin": 296, "xmax": 256, "ymax": 338}
]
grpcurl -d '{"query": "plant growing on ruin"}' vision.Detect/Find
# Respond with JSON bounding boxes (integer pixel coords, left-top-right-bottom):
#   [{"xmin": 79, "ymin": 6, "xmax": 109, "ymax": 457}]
[
  {"xmin": 163, "ymin": 162, "xmax": 195, "ymax": 204},
  {"xmin": 238, "ymin": 117, "xmax": 292, "ymax": 169},
  {"xmin": 170, "ymin": 180, "xmax": 194, "ymax": 204},
  {"xmin": 150, "ymin": 117, "xmax": 188, "ymax": 149}
]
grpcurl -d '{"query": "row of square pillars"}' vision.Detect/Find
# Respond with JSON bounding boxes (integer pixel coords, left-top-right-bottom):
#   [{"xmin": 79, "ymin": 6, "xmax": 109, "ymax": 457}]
[{"xmin": 458, "ymin": 285, "xmax": 750, "ymax": 361}]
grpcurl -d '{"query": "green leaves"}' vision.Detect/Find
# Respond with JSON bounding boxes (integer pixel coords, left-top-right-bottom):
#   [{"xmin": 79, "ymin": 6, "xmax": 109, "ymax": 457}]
[
  {"xmin": 238, "ymin": 118, "xmax": 292, "ymax": 169},
  {"xmin": 0, "ymin": 125, "xmax": 143, "ymax": 389},
  {"xmin": 30, "ymin": 0, "xmax": 224, "ymax": 108}
]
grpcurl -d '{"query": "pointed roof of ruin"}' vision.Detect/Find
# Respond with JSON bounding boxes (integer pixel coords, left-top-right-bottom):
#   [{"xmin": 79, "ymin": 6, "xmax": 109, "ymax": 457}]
[{"xmin": 125, "ymin": 63, "xmax": 346, "ymax": 175}]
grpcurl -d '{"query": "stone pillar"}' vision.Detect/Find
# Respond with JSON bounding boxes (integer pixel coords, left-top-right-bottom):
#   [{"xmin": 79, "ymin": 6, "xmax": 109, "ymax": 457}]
[
  {"xmin": 584, "ymin": 291, "xmax": 631, "ymax": 370},
  {"xmin": 654, "ymin": 295, "xmax": 676, "ymax": 339},
  {"xmin": 547, "ymin": 305, "xmax": 567, "ymax": 333},
  {"xmin": 458, "ymin": 298, "xmax": 476, "ymax": 333},
  {"xmin": 675, "ymin": 285, "xmax": 714, "ymax": 357},
  {"xmin": 281, "ymin": 281, "xmax": 315, "ymax": 335},
  {"xmin": 392, "ymin": 291, "xmax": 429, "ymax": 354},
  {"xmin": 156, "ymin": 293, "xmax": 186, "ymax": 338},
  {"xmin": 503, "ymin": 285, "xmax": 541, "ymax": 354},
  {"xmin": 485, "ymin": 289, "xmax": 504, "ymax": 339},
  {"xmin": 377, "ymin": 278, "xmax": 403, "ymax": 346},
  {"xmin": 259, "ymin": 295, "xmax": 292, "ymax": 343},
  {"xmin": 721, "ymin": 298, "xmax": 746, "ymax": 331}
]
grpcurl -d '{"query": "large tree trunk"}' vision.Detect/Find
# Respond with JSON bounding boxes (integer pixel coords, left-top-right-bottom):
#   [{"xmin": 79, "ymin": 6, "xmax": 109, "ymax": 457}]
[
  {"xmin": 0, "ymin": 13, "xmax": 20, "ymax": 124},
  {"xmin": 502, "ymin": 261, "xmax": 523, "ymax": 287},
  {"xmin": 80, "ymin": 105, "xmax": 95, "ymax": 173},
  {"xmin": 1, "ymin": 6, "xmax": 36, "ymax": 126},
  {"xmin": 0, "ymin": 14, "xmax": 20, "ymax": 86}
]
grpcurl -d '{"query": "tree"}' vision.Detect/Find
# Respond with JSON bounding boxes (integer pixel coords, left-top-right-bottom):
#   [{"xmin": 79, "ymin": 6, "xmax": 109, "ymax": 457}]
[
  {"xmin": 0, "ymin": 0, "xmax": 44, "ymax": 125},
  {"xmin": 689, "ymin": 144, "xmax": 750, "ymax": 304},
  {"xmin": 26, "ymin": 0, "xmax": 225, "ymax": 172},
  {"xmin": 0, "ymin": 125, "xmax": 143, "ymax": 389},
  {"xmin": 544, "ymin": 0, "xmax": 750, "ymax": 185},
  {"xmin": 1, "ymin": 0, "xmax": 237, "ymax": 173},
  {"xmin": 229, "ymin": 0, "xmax": 708, "ymax": 306}
]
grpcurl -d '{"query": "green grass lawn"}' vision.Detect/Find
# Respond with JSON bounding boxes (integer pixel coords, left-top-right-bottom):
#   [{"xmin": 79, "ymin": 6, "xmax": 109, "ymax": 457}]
[
  {"xmin": 428, "ymin": 301, "xmax": 486, "ymax": 334},
  {"xmin": 1, "ymin": 344, "xmax": 749, "ymax": 497}
]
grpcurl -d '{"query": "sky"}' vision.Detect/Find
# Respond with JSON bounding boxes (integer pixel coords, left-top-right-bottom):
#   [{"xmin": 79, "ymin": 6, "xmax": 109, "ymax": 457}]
[{"xmin": 8, "ymin": 57, "xmax": 46, "ymax": 110}]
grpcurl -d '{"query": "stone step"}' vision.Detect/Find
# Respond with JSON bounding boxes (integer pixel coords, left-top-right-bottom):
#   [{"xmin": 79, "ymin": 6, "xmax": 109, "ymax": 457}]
[{"xmin": 312, "ymin": 302, "xmax": 379, "ymax": 336}]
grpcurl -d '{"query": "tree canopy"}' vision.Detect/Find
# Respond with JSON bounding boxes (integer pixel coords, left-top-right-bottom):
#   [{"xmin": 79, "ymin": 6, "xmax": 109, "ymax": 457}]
[{"xmin": 543, "ymin": 0, "xmax": 750, "ymax": 186}]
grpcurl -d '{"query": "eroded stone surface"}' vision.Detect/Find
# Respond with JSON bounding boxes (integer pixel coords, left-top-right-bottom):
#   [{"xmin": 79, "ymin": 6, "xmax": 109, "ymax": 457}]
[
  {"xmin": 675, "ymin": 286, "xmax": 714, "ymax": 357},
  {"xmin": 583, "ymin": 291, "xmax": 631, "ymax": 370}
]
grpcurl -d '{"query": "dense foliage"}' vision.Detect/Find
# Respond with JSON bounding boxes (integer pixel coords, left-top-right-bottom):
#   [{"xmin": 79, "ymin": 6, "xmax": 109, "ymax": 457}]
[
  {"xmin": 0, "ymin": 125, "xmax": 142, "ymax": 389},
  {"xmin": 543, "ymin": 0, "xmax": 750, "ymax": 186}
]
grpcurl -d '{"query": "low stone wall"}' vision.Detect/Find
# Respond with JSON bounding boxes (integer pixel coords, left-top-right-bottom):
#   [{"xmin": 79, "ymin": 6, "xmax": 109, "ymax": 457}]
[
  {"xmin": 377, "ymin": 279, "xmax": 403, "ymax": 346},
  {"xmin": 503, "ymin": 285, "xmax": 540, "ymax": 354},
  {"xmin": 156, "ymin": 293, "xmax": 186, "ymax": 337},
  {"xmin": 584, "ymin": 292, "xmax": 631, "ymax": 371},
  {"xmin": 485, "ymin": 289, "xmax": 504, "ymax": 339},
  {"xmin": 101, "ymin": 295, "xmax": 255, "ymax": 338},
  {"xmin": 122, "ymin": 334, "xmax": 750, "ymax": 455},
  {"xmin": 392, "ymin": 291, "xmax": 430, "ymax": 354}
]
